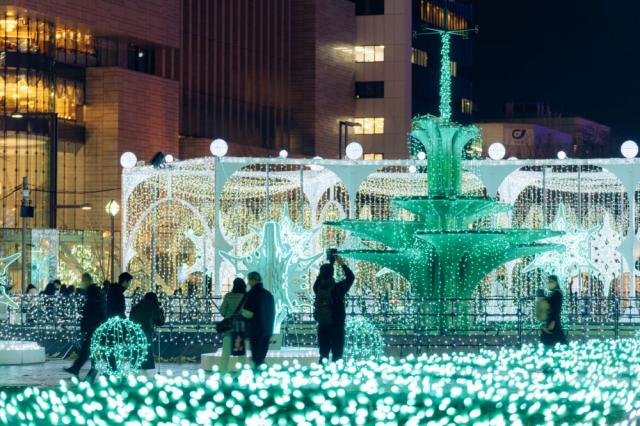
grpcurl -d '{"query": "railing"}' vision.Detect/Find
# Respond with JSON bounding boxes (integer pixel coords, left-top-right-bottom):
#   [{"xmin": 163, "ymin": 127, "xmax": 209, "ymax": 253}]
[{"xmin": 1, "ymin": 295, "xmax": 638, "ymax": 355}]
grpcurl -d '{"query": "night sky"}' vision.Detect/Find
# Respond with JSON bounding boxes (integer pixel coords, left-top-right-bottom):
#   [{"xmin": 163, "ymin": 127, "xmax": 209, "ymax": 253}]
[{"xmin": 473, "ymin": 0, "xmax": 640, "ymax": 148}]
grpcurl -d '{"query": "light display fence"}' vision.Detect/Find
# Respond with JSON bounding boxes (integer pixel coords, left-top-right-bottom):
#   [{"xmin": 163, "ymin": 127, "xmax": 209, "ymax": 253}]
[
  {"xmin": 123, "ymin": 157, "xmax": 640, "ymax": 305},
  {"xmin": 1, "ymin": 294, "xmax": 639, "ymax": 354}
]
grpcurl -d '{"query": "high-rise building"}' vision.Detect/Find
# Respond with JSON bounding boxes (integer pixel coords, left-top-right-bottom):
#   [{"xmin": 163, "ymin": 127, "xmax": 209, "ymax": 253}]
[
  {"xmin": 0, "ymin": 1, "xmax": 180, "ymax": 230},
  {"xmin": 353, "ymin": 0, "xmax": 474, "ymax": 159},
  {"xmin": 179, "ymin": 0, "xmax": 473, "ymax": 160}
]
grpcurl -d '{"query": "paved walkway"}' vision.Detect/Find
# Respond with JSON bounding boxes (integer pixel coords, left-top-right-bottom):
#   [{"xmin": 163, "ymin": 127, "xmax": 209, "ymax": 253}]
[{"xmin": 0, "ymin": 359, "xmax": 202, "ymax": 388}]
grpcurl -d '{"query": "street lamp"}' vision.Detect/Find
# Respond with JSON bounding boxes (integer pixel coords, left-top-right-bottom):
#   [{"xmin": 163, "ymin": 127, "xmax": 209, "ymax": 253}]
[
  {"xmin": 338, "ymin": 121, "xmax": 361, "ymax": 159},
  {"xmin": 105, "ymin": 199, "xmax": 120, "ymax": 282}
]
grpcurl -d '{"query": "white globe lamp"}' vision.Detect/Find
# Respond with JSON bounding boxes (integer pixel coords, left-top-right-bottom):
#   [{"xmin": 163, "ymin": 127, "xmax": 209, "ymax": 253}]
[
  {"xmin": 409, "ymin": 165, "xmax": 417, "ymax": 173},
  {"xmin": 487, "ymin": 143, "xmax": 506, "ymax": 160},
  {"xmin": 345, "ymin": 142, "xmax": 363, "ymax": 160},
  {"xmin": 417, "ymin": 151, "xmax": 426, "ymax": 160},
  {"xmin": 210, "ymin": 138, "xmax": 228, "ymax": 157},
  {"xmin": 310, "ymin": 156, "xmax": 324, "ymax": 171},
  {"xmin": 120, "ymin": 152, "xmax": 137, "ymax": 169},
  {"xmin": 621, "ymin": 140, "xmax": 638, "ymax": 159},
  {"xmin": 279, "ymin": 149, "xmax": 288, "ymax": 159},
  {"xmin": 165, "ymin": 154, "xmax": 174, "ymax": 163},
  {"xmin": 557, "ymin": 151, "xmax": 567, "ymax": 160}
]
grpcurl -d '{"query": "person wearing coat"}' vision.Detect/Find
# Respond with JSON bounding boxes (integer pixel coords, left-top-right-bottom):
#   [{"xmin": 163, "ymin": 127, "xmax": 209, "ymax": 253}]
[
  {"xmin": 241, "ymin": 272, "xmax": 275, "ymax": 368},
  {"xmin": 107, "ymin": 272, "xmax": 132, "ymax": 318},
  {"xmin": 219, "ymin": 278, "xmax": 247, "ymax": 372},
  {"xmin": 64, "ymin": 284, "xmax": 106, "ymax": 379},
  {"xmin": 129, "ymin": 292, "xmax": 165, "ymax": 371}
]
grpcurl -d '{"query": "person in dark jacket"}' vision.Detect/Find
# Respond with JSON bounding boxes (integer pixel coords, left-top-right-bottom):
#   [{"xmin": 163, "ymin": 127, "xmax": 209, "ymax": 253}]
[
  {"xmin": 41, "ymin": 281, "xmax": 57, "ymax": 296},
  {"xmin": 64, "ymin": 284, "xmax": 106, "ymax": 379},
  {"xmin": 107, "ymin": 272, "xmax": 132, "ymax": 318},
  {"xmin": 241, "ymin": 272, "xmax": 275, "ymax": 367},
  {"xmin": 540, "ymin": 275, "xmax": 567, "ymax": 347},
  {"xmin": 129, "ymin": 292, "xmax": 165, "ymax": 371},
  {"xmin": 313, "ymin": 256, "xmax": 355, "ymax": 362}
]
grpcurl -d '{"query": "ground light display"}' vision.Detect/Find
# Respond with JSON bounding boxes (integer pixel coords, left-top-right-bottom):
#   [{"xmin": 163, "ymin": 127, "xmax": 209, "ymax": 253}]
[{"xmin": 0, "ymin": 338, "xmax": 639, "ymax": 425}]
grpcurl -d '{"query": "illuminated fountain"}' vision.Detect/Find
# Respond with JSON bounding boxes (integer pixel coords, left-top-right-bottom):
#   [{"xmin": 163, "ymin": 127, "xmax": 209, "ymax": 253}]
[{"xmin": 326, "ymin": 31, "xmax": 564, "ymax": 330}]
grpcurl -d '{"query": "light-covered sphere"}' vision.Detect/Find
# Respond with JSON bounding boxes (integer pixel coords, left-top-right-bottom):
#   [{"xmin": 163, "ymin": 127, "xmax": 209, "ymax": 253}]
[
  {"xmin": 487, "ymin": 142, "xmax": 506, "ymax": 160},
  {"xmin": 165, "ymin": 154, "xmax": 174, "ymax": 163},
  {"xmin": 210, "ymin": 138, "xmax": 228, "ymax": 157},
  {"xmin": 345, "ymin": 141, "xmax": 363, "ymax": 160},
  {"xmin": 557, "ymin": 150, "xmax": 567, "ymax": 160},
  {"xmin": 90, "ymin": 318, "xmax": 148, "ymax": 379},
  {"xmin": 279, "ymin": 149, "xmax": 288, "ymax": 159},
  {"xmin": 417, "ymin": 151, "xmax": 426, "ymax": 160},
  {"xmin": 309, "ymin": 156, "xmax": 324, "ymax": 171},
  {"xmin": 120, "ymin": 152, "xmax": 137, "ymax": 169},
  {"xmin": 621, "ymin": 140, "xmax": 638, "ymax": 159},
  {"xmin": 409, "ymin": 165, "xmax": 417, "ymax": 173}
]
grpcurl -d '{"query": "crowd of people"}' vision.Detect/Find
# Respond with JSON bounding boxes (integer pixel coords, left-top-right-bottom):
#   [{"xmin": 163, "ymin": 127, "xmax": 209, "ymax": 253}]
[{"xmin": 24, "ymin": 253, "xmax": 567, "ymax": 378}]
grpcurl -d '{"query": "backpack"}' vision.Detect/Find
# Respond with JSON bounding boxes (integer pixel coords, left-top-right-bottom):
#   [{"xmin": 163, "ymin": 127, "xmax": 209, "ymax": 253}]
[{"xmin": 314, "ymin": 284, "xmax": 334, "ymax": 325}]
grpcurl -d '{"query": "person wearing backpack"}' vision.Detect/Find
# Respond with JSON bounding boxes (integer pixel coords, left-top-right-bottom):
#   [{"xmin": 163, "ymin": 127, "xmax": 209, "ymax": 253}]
[{"xmin": 313, "ymin": 255, "xmax": 355, "ymax": 363}]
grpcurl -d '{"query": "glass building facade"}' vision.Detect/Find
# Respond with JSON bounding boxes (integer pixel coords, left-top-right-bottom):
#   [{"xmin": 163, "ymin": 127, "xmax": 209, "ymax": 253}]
[{"xmin": 0, "ymin": 11, "xmax": 87, "ymax": 229}]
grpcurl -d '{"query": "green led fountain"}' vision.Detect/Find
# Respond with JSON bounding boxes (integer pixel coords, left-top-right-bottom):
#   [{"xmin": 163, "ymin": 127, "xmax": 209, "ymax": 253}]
[{"xmin": 326, "ymin": 30, "xmax": 564, "ymax": 330}]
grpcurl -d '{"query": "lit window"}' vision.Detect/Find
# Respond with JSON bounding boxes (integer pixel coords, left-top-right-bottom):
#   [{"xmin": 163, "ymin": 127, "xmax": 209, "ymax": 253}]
[
  {"xmin": 450, "ymin": 61, "xmax": 457, "ymax": 77},
  {"xmin": 354, "ymin": 45, "xmax": 384, "ymax": 63},
  {"xmin": 419, "ymin": 1, "xmax": 469, "ymax": 30},
  {"xmin": 461, "ymin": 98, "xmax": 473, "ymax": 114},
  {"xmin": 363, "ymin": 153, "xmax": 384, "ymax": 160},
  {"xmin": 353, "ymin": 118, "xmax": 384, "ymax": 135},
  {"xmin": 411, "ymin": 48, "xmax": 428, "ymax": 67}
]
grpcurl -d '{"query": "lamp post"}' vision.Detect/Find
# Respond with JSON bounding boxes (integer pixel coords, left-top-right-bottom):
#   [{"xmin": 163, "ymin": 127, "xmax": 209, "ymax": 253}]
[
  {"xmin": 105, "ymin": 199, "xmax": 120, "ymax": 282},
  {"xmin": 338, "ymin": 121, "xmax": 361, "ymax": 159}
]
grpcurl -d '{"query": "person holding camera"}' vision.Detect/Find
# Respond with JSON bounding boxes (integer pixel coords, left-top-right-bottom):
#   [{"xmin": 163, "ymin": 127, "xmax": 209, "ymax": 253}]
[{"xmin": 313, "ymin": 253, "xmax": 355, "ymax": 363}]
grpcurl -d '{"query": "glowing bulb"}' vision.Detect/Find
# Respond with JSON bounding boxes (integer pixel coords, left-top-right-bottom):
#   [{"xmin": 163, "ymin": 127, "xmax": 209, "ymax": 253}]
[
  {"xmin": 345, "ymin": 142, "xmax": 363, "ymax": 160},
  {"xmin": 557, "ymin": 151, "xmax": 567, "ymax": 160},
  {"xmin": 310, "ymin": 156, "xmax": 324, "ymax": 171},
  {"xmin": 210, "ymin": 139, "xmax": 228, "ymax": 157},
  {"xmin": 488, "ymin": 143, "xmax": 506, "ymax": 160},
  {"xmin": 621, "ymin": 140, "xmax": 638, "ymax": 159},
  {"xmin": 279, "ymin": 150, "xmax": 288, "ymax": 159},
  {"xmin": 165, "ymin": 154, "xmax": 174, "ymax": 163},
  {"xmin": 120, "ymin": 152, "xmax": 137, "ymax": 169},
  {"xmin": 409, "ymin": 165, "xmax": 417, "ymax": 173},
  {"xmin": 417, "ymin": 152, "xmax": 426, "ymax": 160}
]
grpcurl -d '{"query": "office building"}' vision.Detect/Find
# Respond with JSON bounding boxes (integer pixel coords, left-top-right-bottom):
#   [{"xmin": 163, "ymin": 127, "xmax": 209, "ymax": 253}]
[{"xmin": 353, "ymin": 0, "xmax": 474, "ymax": 159}]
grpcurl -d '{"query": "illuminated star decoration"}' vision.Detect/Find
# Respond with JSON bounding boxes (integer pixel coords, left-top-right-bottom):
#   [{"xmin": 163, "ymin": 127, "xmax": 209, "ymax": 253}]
[
  {"xmin": 590, "ymin": 212, "xmax": 623, "ymax": 295},
  {"xmin": 524, "ymin": 203, "xmax": 599, "ymax": 284},
  {"xmin": 221, "ymin": 204, "xmax": 323, "ymax": 333},
  {"xmin": 0, "ymin": 253, "xmax": 21, "ymax": 309},
  {"xmin": 178, "ymin": 229, "xmax": 215, "ymax": 283}
]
